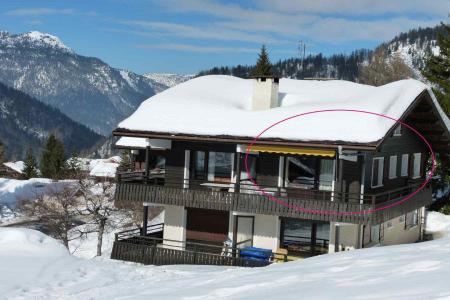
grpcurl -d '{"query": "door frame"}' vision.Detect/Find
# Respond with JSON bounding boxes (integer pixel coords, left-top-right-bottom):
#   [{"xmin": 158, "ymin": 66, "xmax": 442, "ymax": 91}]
[{"xmin": 232, "ymin": 215, "xmax": 255, "ymax": 247}]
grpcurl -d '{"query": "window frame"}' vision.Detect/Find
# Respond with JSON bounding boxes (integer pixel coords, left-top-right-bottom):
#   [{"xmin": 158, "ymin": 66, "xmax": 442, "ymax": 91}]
[
  {"xmin": 371, "ymin": 157, "xmax": 385, "ymax": 188},
  {"xmin": 412, "ymin": 153, "xmax": 422, "ymax": 179},
  {"xmin": 393, "ymin": 125, "xmax": 402, "ymax": 136},
  {"xmin": 388, "ymin": 155, "xmax": 398, "ymax": 179},
  {"xmin": 401, "ymin": 154, "xmax": 409, "ymax": 177},
  {"xmin": 405, "ymin": 210, "xmax": 419, "ymax": 230}
]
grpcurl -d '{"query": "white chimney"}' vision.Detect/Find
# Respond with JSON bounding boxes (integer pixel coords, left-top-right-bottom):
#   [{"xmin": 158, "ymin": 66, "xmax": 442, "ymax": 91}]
[{"xmin": 251, "ymin": 76, "xmax": 279, "ymax": 110}]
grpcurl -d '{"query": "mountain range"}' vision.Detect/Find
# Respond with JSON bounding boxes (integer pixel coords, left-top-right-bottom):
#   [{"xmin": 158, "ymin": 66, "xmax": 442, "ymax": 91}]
[
  {"xmin": 0, "ymin": 31, "xmax": 160, "ymax": 136},
  {"xmin": 0, "ymin": 81, "xmax": 101, "ymax": 160}
]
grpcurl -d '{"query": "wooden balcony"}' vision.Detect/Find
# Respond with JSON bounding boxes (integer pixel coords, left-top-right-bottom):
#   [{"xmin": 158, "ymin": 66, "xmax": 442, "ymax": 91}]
[
  {"xmin": 111, "ymin": 224, "xmax": 281, "ymax": 267},
  {"xmin": 115, "ymin": 172, "xmax": 432, "ymax": 224}
]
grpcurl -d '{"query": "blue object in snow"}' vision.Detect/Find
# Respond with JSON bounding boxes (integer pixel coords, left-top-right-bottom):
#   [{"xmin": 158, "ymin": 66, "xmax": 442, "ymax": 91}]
[{"xmin": 240, "ymin": 246, "xmax": 272, "ymax": 261}]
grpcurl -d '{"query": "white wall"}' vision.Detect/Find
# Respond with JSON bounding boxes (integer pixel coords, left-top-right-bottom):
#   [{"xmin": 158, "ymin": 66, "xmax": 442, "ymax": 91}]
[
  {"xmin": 253, "ymin": 214, "xmax": 280, "ymax": 251},
  {"xmin": 163, "ymin": 205, "xmax": 187, "ymax": 249},
  {"xmin": 329, "ymin": 222, "xmax": 362, "ymax": 253},
  {"xmin": 381, "ymin": 208, "xmax": 423, "ymax": 246},
  {"xmin": 228, "ymin": 212, "xmax": 280, "ymax": 252}
]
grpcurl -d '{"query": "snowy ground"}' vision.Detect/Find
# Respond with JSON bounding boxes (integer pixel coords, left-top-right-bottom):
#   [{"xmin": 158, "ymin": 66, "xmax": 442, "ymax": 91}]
[
  {"xmin": 1, "ymin": 212, "xmax": 450, "ymax": 299},
  {"xmin": 0, "ymin": 178, "xmax": 76, "ymax": 225}
]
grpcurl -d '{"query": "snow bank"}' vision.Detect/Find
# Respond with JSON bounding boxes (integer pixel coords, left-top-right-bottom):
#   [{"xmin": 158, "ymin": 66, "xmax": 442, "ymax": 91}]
[
  {"xmin": 0, "ymin": 178, "xmax": 55, "ymax": 206},
  {"xmin": 3, "ymin": 224, "xmax": 450, "ymax": 299},
  {"xmin": 118, "ymin": 75, "xmax": 436, "ymax": 144},
  {"xmin": 426, "ymin": 211, "xmax": 450, "ymax": 239}
]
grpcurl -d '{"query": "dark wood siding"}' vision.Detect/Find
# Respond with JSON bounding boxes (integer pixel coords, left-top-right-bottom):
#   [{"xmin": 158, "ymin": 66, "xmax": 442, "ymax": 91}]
[
  {"xmin": 186, "ymin": 208, "xmax": 229, "ymax": 243},
  {"xmin": 364, "ymin": 124, "xmax": 427, "ymax": 194}
]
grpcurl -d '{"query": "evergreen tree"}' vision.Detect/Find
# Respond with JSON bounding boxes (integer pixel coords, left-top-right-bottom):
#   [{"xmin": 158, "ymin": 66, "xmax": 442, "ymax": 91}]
[
  {"xmin": 41, "ymin": 134, "xmax": 66, "ymax": 179},
  {"xmin": 65, "ymin": 152, "xmax": 82, "ymax": 179},
  {"xmin": 118, "ymin": 150, "xmax": 133, "ymax": 172},
  {"xmin": 422, "ymin": 21, "xmax": 450, "ymax": 115},
  {"xmin": 251, "ymin": 45, "xmax": 273, "ymax": 77},
  {"xmin": 21, "ymin": 148, "xmax": 38, "ymax": 179}
]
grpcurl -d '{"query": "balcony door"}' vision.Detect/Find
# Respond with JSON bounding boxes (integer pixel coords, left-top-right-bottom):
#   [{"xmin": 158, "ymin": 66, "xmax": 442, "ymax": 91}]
[{"xmin": 234, "ymin": 215, "xmax": 254, "ymax": 248}]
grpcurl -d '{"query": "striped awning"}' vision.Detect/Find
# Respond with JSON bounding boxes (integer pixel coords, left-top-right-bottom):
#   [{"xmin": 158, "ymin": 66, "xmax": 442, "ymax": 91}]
[{"xmin": 248, "ymin": 145, "xmax": 335, "ymax": 157}]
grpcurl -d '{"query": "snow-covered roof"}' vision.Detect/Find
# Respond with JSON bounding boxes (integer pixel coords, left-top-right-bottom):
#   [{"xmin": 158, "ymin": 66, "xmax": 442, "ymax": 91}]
[
  {"xmin": 89, "ymin": 157, "xmax": 121, "ymax": 178},
  {"xmin": 117, "ymin": 75, "xmax": 444, "ymax": 145},
  {"xmin": 115, "ymin": 137, "xmax": 171, "ymax": 149},
  {"xmin": 116, "ymin": 137, "xmax": 147, "ymax": 149},
  {"xmin": 3, "ymin": 161, "xmax": 24, "ymax": 174}
]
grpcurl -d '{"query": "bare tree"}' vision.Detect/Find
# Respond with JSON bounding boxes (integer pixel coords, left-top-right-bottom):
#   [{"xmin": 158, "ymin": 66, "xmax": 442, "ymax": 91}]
[
  {"xmin": 359, "ymin": 48, "xmax": 413, "ymax": 86},
  {"xmin": 77, "ymin": 178, "xmax": 126, "ymax": 256},
  {"xmin": 20, "ymin": 184, "xmax": 80, "ymax": 248}
]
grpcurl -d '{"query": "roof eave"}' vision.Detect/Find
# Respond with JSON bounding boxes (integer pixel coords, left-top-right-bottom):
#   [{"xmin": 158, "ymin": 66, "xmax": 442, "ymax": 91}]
[{"xmin": 112, "ymin": 128, "xmax": 379, "ymax": 151}]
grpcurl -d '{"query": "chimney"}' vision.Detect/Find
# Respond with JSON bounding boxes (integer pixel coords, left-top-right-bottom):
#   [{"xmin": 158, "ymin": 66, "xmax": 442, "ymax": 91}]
[{"xmin": 251, "ymin": 76, "xmax": 279, "ymax": 110}]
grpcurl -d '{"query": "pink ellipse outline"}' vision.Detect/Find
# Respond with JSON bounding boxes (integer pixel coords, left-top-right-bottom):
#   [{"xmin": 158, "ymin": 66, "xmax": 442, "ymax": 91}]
[{"xmin": 244, "ymin": 109, "xmax": 437, "ymax": 216}]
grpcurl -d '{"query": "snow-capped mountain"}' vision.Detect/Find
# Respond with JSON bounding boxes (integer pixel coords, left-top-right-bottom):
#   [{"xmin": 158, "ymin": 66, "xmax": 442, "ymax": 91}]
[
  {"xmin": 143, "ymin": 73, "xmax": 194, "ymax": 93},
  {"xmin": 382, "ymin": 27, "xmax": 441, "ymax": 81},
  {"xmin": 0, "ymin": 31, "xmax": 157, "ymax": 135}
]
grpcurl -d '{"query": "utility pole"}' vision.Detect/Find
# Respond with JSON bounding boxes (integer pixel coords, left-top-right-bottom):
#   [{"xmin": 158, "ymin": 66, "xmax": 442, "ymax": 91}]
[{"xmin": 298, "ymin": 40, "xmax": 306, "ymax": 78}]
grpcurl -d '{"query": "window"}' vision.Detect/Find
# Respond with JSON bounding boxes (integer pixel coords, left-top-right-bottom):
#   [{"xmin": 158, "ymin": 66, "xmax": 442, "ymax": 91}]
[
  {"xmin": 191, "ymin": 151, "xmax": 233, "ymax": 182},
  {"xmin": 401, "ymin": 154, "xmax": 409, "ymax": 177},
  {"xmin": 192, "ymin": 151, "xmax": 206, "ymax": 180},
  {"xmin": 208, "ymin": 152, "xmax": 232, "ymax": 181},
  {"xmin": 240, "ymin": 155, "xmax": 257, "ymax": 181},
  {"xmin": 371, "ymin": 157, "xmax": 384, "ymax": 188},
  {"xmin": 412, "ymin": 153, "xmax": 422, "ymax": 179},
  {"xmin": 389, "ymin": 155, "xmax": 397, "ymax": 179},
  {"xmin": 286, "ymin": 157, "xmax": 317, "ymax": 188},
  {"xmin": 405, "ymin": 210, "xmax": 418, "ymax": 229},
  {"xmin": 285, "ymin": 157, "xmax": 334, "ymax": 190},
  {"xmin": 386, "ymin": 221, "xmax": 393, "ymax": 229},
  {"xmin": 393, "ymin": 125, "xmax": 402, "ymax": 136}
]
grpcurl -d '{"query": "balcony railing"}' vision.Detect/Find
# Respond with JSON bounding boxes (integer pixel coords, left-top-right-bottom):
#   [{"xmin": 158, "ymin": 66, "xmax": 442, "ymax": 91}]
[
  {"xmin": 111, "ymin": 225, "xmax": 287, "ymax": 267},
  {"xmin": 115, "ymin": 172, "xmax": 432, "ymax": 225}
]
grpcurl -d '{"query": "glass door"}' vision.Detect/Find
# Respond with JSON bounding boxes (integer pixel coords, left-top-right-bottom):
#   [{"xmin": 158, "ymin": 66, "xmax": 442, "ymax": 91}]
[{"xmin": 235, "ymin": 216, "xmax": 254, "ymax": 248}]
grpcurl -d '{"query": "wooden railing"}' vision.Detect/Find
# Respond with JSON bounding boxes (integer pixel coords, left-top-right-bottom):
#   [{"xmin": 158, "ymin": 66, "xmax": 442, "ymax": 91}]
[
  {"xmin": 115, "ymin": 174, "xmax": 433, "ymax": 225},
  {"xmin": 111, "ymin": 229, "xmax": 286, "ymax": 267}
]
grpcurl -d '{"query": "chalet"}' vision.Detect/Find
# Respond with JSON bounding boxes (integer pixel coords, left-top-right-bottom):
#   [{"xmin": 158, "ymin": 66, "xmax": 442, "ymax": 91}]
[
  {"xmin": 111, "ymin": 75, "xmax": 450, "ymax": 267},
  {"xmin": 2, "ymin": 161, "xmax": 25, "ymax": 179}
]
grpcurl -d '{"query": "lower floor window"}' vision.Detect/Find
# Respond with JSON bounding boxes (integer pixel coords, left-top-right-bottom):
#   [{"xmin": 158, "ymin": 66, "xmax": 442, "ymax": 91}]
[{"xmin": 405, "ymin": 210, "xmax": 418, "ymax": 229}]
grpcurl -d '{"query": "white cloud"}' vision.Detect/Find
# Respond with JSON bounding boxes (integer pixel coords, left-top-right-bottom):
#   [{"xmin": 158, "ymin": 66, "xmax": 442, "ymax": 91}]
[
  {"xmin": 119, "ymin": 20, "xmax": 283, "ymax": 44},
  {"xmin": 258, "ymin": 0, "xmax": 450, "ymax": 17},
  {"xmin": 136, "ymin": 43, "xmax": 257, "ymax": 53},
  {"xmin": 5, "ymin": 8, "xmax": 75, "ymax": 16},
  {"xmin": 151, "ymin": 0, "xmax": 445, "ymax": 44}
]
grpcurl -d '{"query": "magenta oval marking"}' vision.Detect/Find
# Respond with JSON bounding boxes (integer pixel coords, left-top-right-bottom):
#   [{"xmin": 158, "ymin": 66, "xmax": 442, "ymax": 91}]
[{"xmin": 244, "ymin": 109, "xmax": 437, "ymax": 216}]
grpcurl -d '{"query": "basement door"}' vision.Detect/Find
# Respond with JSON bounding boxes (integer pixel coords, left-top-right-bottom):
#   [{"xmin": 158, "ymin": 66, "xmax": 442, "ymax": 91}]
[{"xmin": 234, "ymin": 216, "xmax": 254, "ymax": 248}]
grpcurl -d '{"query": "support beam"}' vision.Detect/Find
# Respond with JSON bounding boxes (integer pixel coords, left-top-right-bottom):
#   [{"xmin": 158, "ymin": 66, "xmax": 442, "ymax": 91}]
[
  {"xmin": 141, "ymin": 204, "xmax": 149, "ymax": 236},
  {"xmin": 144, "ymin": 145, "xmax": 151, "ymax": 182},
  {"xmin": 235, "ymin": 152, "xmax": 242, "ymax": 193},
  {"xmin": 334, "ymin": 224, "xmax": 340, "ymax": 253}
]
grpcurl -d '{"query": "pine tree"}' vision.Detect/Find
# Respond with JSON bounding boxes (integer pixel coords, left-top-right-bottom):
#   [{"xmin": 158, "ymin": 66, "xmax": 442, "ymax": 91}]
[
  {"xmin": 422, "ymin": 21, "xmax": 450, "ymax": 115},
  {"xmin": 41, "ymin": 134, "xmax": 66, "ymax": 179},
  {"xmin": 118, "ymin": 150, "xmax": 133, "ymax": 172},
  {"xmin": 251, "ymin": 45, "xmax": 273, "ymax": 77},
  {"xmin": 21, "ymin": 148, "xmax": 39, "ymax": 179}
]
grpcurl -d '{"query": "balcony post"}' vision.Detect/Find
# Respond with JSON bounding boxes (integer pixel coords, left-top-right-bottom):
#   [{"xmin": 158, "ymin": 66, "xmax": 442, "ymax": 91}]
[
  {"xmin": 141, "ymin": 204, "xmax": 149, "ymax": 236},
  {"xmin": 337, "ymin": 146, "xmax": 344, "ymax": 202},
  {"xmin": 144, "ymin": 144, "xmax": 151, "ymax": 184},
  {"xmin": 235, "ymin": 152, "xmax": 242, "ymax": 193}
]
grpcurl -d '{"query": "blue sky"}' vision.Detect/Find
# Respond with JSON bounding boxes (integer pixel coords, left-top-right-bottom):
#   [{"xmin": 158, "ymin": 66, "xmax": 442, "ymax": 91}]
[{"xmin": 0, "ymin": 0, "xmax": 448, "ymax": 74}]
